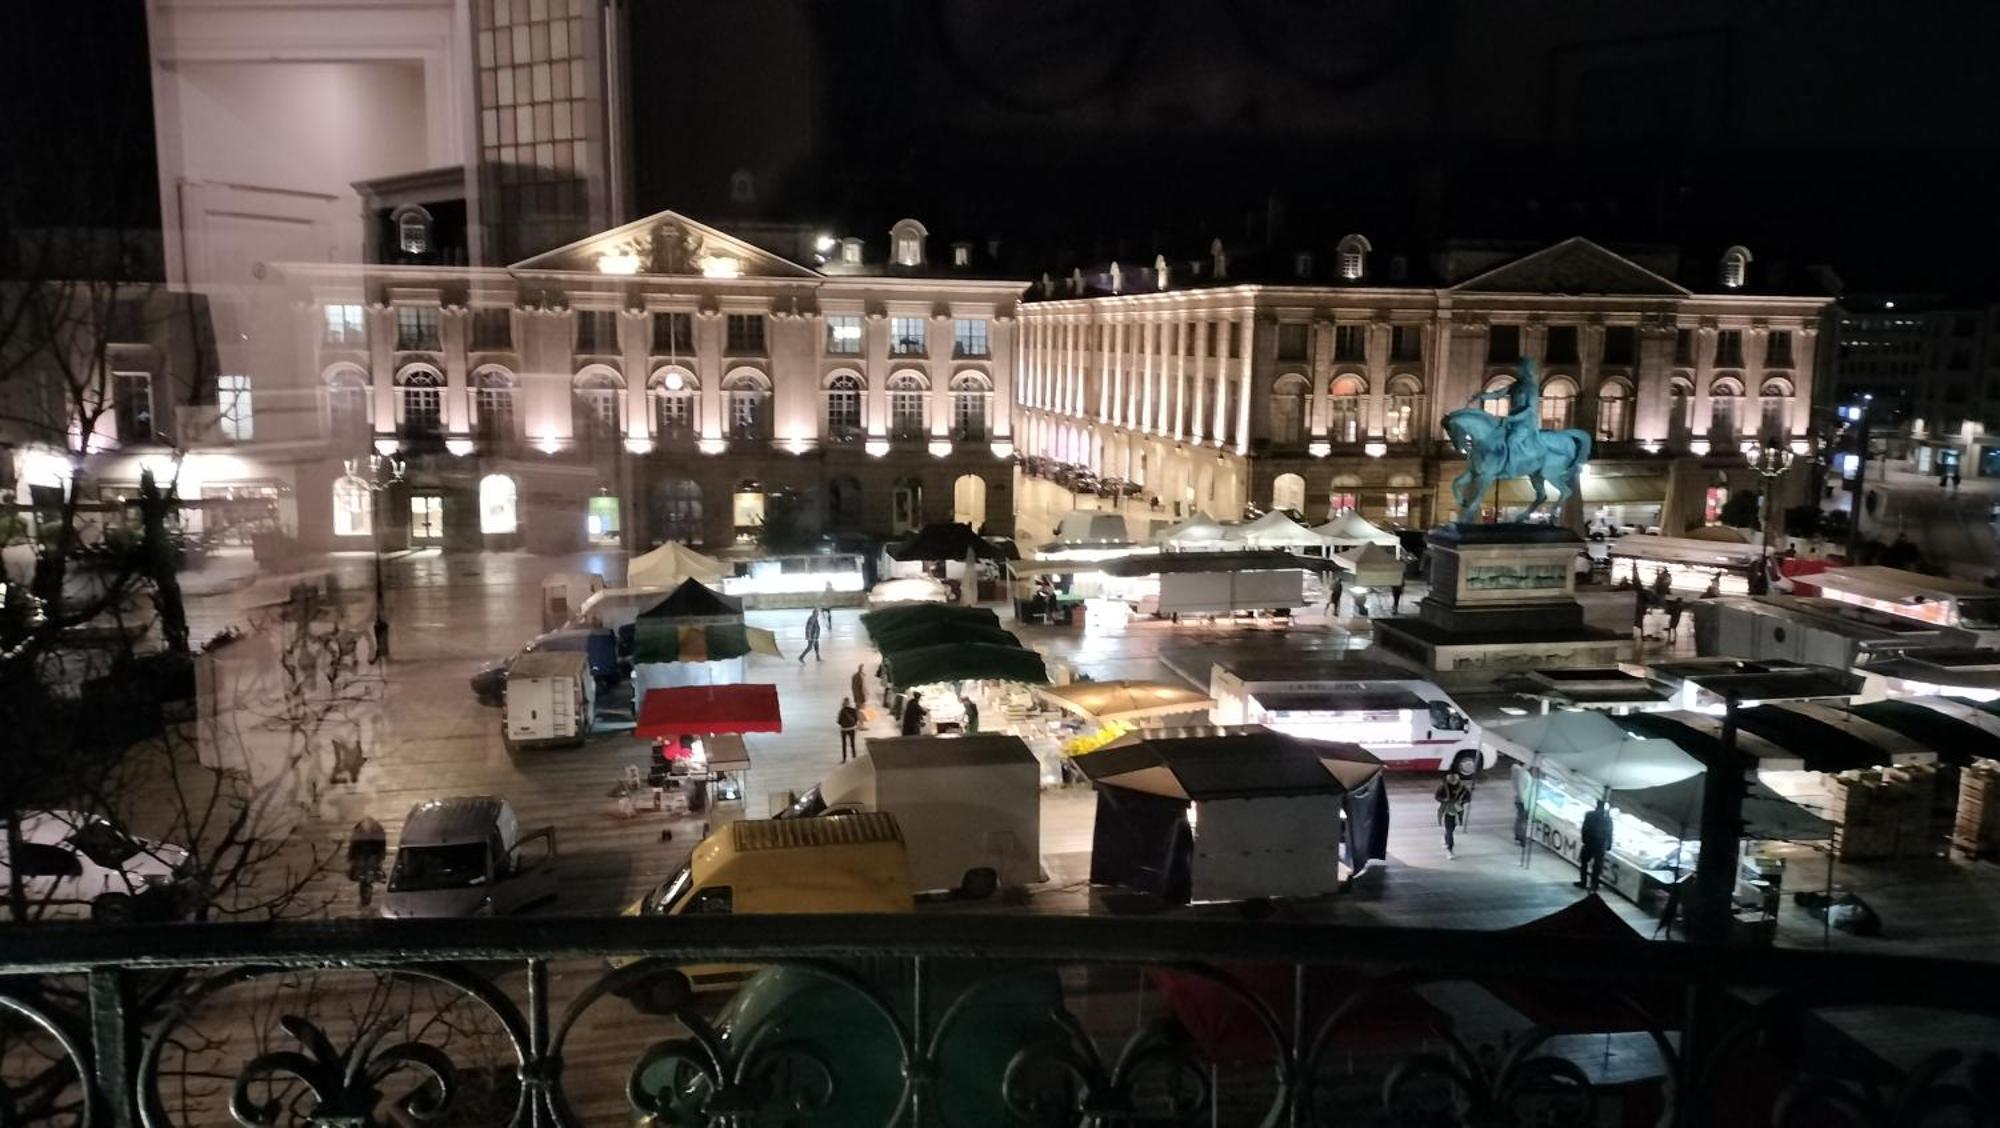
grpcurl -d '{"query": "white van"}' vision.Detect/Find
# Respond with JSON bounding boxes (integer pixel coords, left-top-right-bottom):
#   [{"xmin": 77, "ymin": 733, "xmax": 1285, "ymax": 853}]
[
  {"xmin": 1209, "ymin": 658, "xmax": 1490, "ymax": 775},
  {"xmin": 504, "ymin": 650, "xmax": 594, "ymax": 750},
  {"xmin": 783, "ymin": 735, "xmax": 1043, "ymax": 898}
]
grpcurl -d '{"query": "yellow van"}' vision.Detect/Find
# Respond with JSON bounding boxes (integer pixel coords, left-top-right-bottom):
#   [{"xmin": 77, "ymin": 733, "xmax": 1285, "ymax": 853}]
[
  {"xmin": 637, "ymin": 811, "xmax": 914, "ymax": 917},
  {"xmin": 619, "ymin": 812, "xmax": 913, "ymax": 998}
]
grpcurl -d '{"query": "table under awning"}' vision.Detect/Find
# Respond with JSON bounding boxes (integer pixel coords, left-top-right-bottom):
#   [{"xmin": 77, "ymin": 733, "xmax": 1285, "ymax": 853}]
[{"xmin": 635, "ymin": 683, "xmax": 783, "ymax": 741}]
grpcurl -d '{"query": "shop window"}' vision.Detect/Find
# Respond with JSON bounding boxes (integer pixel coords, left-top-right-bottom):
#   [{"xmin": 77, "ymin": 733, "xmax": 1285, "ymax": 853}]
[
  {"xmin": 1330, "ymin": 491, "xmax": 1357, "ymax": 515},
  {"xmin": 588, "ymin": 495, "xmax": 622, "ymax": 543},
  {"xmin": 333, "ymin": 477, "xmax": 372, "ymax": 537},
  {"xmin": 479, "ymin": 474, "xmax": 517, "ymax": 535},
  {"xmin": 1385, "ymin": 492, "xmax": 1410, "ymax": 520}
]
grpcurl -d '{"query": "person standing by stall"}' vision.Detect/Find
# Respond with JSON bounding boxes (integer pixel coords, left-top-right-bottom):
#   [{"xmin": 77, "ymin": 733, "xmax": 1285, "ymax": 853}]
[
  {"xmin": 851, "ymin": 664, "xmax": 867, "ymax": 712},
  {"xmin": 900, "ymin": 691, "xmax": 927, "ymax": 736},
  {"xmin": 1435, "ymin": 772, "xmax": 1472, "ymax": 860},
  {"xmin": 1577, "ymin": 798, "xmax": 1613, "ymax": 892},
  {"xmin": 836, "ymin": 698, "xmax": 860, "ymax": 762}
]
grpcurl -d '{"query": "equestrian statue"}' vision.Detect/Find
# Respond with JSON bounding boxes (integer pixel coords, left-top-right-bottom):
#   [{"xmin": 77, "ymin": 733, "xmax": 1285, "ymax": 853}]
[{"xmin": 1440, "ymin": 358, "xmax": 1593, "ymax": 524}]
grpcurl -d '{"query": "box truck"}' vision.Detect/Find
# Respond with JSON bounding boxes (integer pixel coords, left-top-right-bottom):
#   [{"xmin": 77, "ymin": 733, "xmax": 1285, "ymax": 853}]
[
  {"xmin": 1210, "ymin": 657, "xmax": 1489, "ymax": 775},
  {"xmin": 503, "ymin": 650, "xmax": 594, "ymax": 750},
  {"xmin": 783, "ymin": 734, "xmax": 1043, "ymax": 898}
]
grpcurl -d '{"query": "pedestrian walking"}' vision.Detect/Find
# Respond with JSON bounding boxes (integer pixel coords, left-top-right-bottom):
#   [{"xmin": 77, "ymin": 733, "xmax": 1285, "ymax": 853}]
[
  {"xmin": 1664, "ymin": 598, "xmax": 1685, "ymax": 644},
  {"xmin": 1577, "ymin": 798, "xmax": 1613, "ymax": 892},
  {"xmin": 960, "ymin": 694, "xmax": 980, "ymax": 734},
  {"xmin": 836, "ymin": 698, "xmax": 860, "ymax": 761},
  {"xmin": 1390, "ymin": 582, "xmax": 1405, "ymax": 615},
  {"xmin": 851, "ymin": 664, "xmax": 867, "ymax": 711},
  {"xmin": 1632, "ymin": 587, "xmax": 1648, "ymax": 640},
  {"xmin": 799, "ymin": 608, "xmax": 822, "ymax": 662},
  {"xmin": 1952, "ymin": 469, "xmax": 1963, "ymax": 492},
  {"xmin": 1435, "ymin": 772, "xmax": 1471, "ymax": 859},
  {"xmin": 819, "ymin": 582, "xmax": 835, "ymax": 629},
  {"xmin": 900, "ymin": 691, "xmax": 927, "ymax": 736},
  {"xmin": 1353, "ymin": 589, "xmax": 1370, "ymax": 619},
  {"xmin": 346, "ymin": 817, "xmax": 387, "ymax": 908},
  {"xmin": 1328, "ymin": 578, "xmax": 1345, "ymax": 619}
]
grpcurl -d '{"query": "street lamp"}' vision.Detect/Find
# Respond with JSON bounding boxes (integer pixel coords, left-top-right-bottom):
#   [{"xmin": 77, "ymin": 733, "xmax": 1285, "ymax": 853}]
[
  {"xmin": 1746, "ymin": 443, "xmax": 1795, "ymax": 577},
  {"xmin": 341, "ymin": 454, "xmax": 405, "ymax": 662}
]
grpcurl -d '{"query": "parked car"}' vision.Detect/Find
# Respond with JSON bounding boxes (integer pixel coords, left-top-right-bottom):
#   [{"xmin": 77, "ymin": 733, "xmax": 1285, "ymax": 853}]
[
  {"xmin": 0, "ymin": 810, "xmax": 190, "ymax": 921},
  {"xmin": 381, "ymin": 797, "xmax": 557, "ymax": 918},
  {"xmin": 470, "ymin": 627, "xmax": 621, "ymax": 703}
]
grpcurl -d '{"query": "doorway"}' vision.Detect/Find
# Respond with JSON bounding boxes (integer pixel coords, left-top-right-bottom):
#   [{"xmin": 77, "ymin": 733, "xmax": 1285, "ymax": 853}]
[{"xmin": 409, "ymin": 494, "xmax": 444, "ymax": 543}]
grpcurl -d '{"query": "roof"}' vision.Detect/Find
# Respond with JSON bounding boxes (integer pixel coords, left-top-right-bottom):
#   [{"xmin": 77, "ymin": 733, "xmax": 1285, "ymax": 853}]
[
  {"xmin": 1812, "ymin": 566, "xmax": 1996, "ymax": 600},
  {"xmin": 1214, "ymin": 656, "xmax": 1422, "ymax": 684},
  {"xmin": 865, "ymin": 734, "xmax": 1038, "ymax": 771},
  {"xmin": 1253, "ymin": 689, "xmax": 1430, "ymax": 713},
  {"xmin": 637, "ymin": 578, "xmax": 743, "ymax": 621},
  {"xmin": 635, "ymin": 683, "xmax": 783, "ymax": 739},
  {"xmin": 1450, "ymin": 237, "xmax": 1692, "ymax": 297},
  {"xmin": 1100, "ymin": 550, "xmax": 1337, "ymax": 577},
  {"xmin": 1609, "ymin": 534, "xmax": 1765, "ymax": 567},
  {"xmin": 730, "ymin": 811, "xmax": 901, "ymax": 852},
  {"xmin": 399, "ymin": 797, "xmax": 509, "ymax": 846},
  {"xmin": 1078, "ymin": 726, "xmax": 1378, "ymax": 801},
  {"xmin": 508, "ymin": 650, "xmax": 589, "ymax": 681},
  {"xmin": 1850, "ymin": 699, "xmax": 2000, "ymax": 765}
]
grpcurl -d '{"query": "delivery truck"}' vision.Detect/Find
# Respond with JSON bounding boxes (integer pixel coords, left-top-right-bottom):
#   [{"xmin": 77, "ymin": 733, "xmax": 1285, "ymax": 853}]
[
  {"xmin": 783, "ymin": 734, "xmax": 1043, "ymax": 898},
  {"xmin": 503, "ymin": 650, "xmax": 594, "ymax": 750},
  {"xmin": 1209, "ymin": 657, "xmax": 1489, "ymax": 775}
]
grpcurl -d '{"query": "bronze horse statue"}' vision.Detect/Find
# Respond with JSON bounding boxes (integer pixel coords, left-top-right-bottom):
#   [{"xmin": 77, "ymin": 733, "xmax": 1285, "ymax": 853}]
[{"xmin": 1441, "ymin": 358, "xmax": 1594, "ymax": 523}]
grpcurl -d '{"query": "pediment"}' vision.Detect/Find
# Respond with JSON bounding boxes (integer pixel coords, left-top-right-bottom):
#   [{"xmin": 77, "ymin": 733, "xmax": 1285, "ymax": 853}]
[
  {"xmin": 509, "ymin": 210, "xmax": 820, "ymax": 279},
  {"xmin": 1453, "ymin": 237, "xmax": 1689, "ymax": 297}
]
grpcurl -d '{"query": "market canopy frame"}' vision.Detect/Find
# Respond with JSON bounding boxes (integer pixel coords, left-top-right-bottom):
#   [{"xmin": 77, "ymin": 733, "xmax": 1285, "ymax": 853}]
[
  {"xmin": 1033, "ymin": 680, "xmax": 1216, "ymax": 725},
  {"xmin": 627, "ymin": 540, "xmax": 729, "ymax": 588}
]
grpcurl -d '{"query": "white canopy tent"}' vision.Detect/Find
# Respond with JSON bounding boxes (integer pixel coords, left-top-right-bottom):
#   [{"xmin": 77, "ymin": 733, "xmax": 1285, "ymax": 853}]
[
  {"xmin": 1333, "ymin": 543, "xmax": 1405, "ymax": 586},
  {"xmin": 1315, "ymin": 511, "xmax": 1400, "ymax": 548},
  {"xmin": 1229, "ymin": 510, "xmax": 1332, "ymax": 549},
  {"xmin": 627, "ymin": 541, "xmax": 729, "ymax": 589},
  {"xmin": 1156, "ymin": 510, "xmax": 1229, "ymax": 550}
]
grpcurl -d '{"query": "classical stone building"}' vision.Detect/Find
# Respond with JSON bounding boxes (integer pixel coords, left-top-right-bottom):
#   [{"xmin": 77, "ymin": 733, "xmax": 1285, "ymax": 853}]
[
  {"xmin": 1015, "ymin": 237, "xmax": 1834, "ymax": 542},
  {"xmin": 229, "ymin": 211, "xmax": 1019, "ymax": 553}
]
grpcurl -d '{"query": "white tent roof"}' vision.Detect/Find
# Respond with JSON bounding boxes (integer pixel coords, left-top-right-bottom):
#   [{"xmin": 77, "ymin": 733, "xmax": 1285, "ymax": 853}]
[
  {"xmin": 628, "ymin": 541, "xmax": 728, "ymax": 588},
  {"xmin": 867, "ymin": 576, "xmax": 950, "ymax": 606},
  {"xmin": 1333, "ymin": 542, "xmax": 1405, "ymax": 585},
  {"xmin": 1043, "ymin": 512, "xmax": 1137, "ymax": 549},
  {"xmin": 1156, "ymin": 510, "xmax": 1228, "ymax": 547},
  {"xmin": 1229, "ymin": 510, "xmax": 1331, "ymax": 548},
  {"xmin": 1314, "ymin": 511, "xmax": 1400, "ymax": 547},
  {"xmin": 1486, "ymin": 711, "xmax": 1631, "ymax": 763},
  {"xmin": 1541, "ymin": 737, "xmax": 1704, "ymax": 791}
]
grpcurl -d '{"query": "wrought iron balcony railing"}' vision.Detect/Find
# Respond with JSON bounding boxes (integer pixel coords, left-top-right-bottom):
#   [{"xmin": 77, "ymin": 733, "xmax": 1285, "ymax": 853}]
[{"xmin": 3, "ymin": 914, "xmax": 1998, "ymax": 1127}]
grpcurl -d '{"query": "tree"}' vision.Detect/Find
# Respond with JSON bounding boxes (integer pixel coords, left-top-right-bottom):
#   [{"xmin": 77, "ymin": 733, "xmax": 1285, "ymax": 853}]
[{"xmin": 1717, "ymin": 489, "xmax": 1761, "ymax": 530}]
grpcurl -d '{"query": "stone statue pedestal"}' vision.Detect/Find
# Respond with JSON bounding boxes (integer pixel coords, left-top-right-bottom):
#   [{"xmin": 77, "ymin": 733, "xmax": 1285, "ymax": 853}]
[{"xmin": 1373, "ymin": 524, "xmax": 1632, "ymax": 674}]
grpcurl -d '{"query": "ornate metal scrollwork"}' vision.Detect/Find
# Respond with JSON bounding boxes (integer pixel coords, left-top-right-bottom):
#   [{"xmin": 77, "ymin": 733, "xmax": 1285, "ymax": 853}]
[
  {"xmin": 228, "ymin": 1015, "xmax": 453, "ymax": 1127},
  {"xmin": 1379, "ymin": 1028, "xmax": 1596, "ymax": 1128},
  {"xmin": 0, "ymin": 989, "xmax": 99, "ymax": 1127}
]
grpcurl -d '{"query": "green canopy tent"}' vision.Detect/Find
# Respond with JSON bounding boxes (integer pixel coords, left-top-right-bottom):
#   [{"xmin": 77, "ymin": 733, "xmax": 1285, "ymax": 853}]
[
  {"xmin": 629, "ymin": 621, "xmax": 783, "ymax": 664},
  {"xmin": 860, "ymin": 602, "xmax": 1002, "ymax": 639},
  {"xmin": 867, "ymin": 620, "xmax": 1023, "ymax": 653},
  {"xmin": 881, "ymin": 642, "xmax": 1049, "ymax": 690}
]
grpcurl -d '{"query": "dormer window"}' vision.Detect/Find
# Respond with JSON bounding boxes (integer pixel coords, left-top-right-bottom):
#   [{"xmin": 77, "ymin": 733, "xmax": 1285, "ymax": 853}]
[
  {"xmin": 1293, "ymin": 252, "xmax": 1314, "ymax": 280},
  {"xmin": 1210, "ymin": 238, "xmax": 1228, "ymax": 280},
  {"xmin": 840, "ymin": 237, "xmax": 863, "ymax": 265},
  {"xmin": 951, "ymin": 242, "xmax": 972, "ymax": 267},
  {"xmin": 1721, "ymin": 245, "xmax": 1752, "ymax": 289},
  {"xmin": 1337, "ymin": 234, "xmax": 1372, "ymax": 280},
  {"xmin": 890, "ymin": 218, "xmax": 929, "ymax": 267},
  {"xmin": 394, "ymin": 206, "xmax": 432, "ymax": 256}
]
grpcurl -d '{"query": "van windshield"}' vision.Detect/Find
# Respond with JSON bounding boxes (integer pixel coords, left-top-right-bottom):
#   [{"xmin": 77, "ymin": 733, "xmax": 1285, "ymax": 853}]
[
  {"xmin": 389, "ymin": 843, "xmax": 489, "ymax": 891},
  {"xmin": 644, "ymin": 863, "xmax": 693, "ymax": 915},
  {"xmin": 777, "ymin": 786, "xmax": 825, "ymax": 820}
]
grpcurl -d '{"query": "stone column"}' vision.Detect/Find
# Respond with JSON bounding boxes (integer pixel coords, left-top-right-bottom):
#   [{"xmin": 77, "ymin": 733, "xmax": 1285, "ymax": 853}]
[
  {"xmin": 1577, "ymin": 320, "xmax": 1605, "ymax": 438},
  {"xmin": 1693, "ymin": 320, "xmax": 1718, "ymax": 442},
  {"xmin": 368, "ymin": 305, "xmax": 396, "ymax": 431},
  {"xmin": 442, "ymin": 306, "xmax": 470, "ymax": 434},
  {"xmin": 1139, "ymin": 315, "xmax": 1155, "ymax": 433},
  {"xmin": 1792, "ymin": 323, "xmax": 1820, "ymax": 438},
  {"xmin": 1172, "ymin": 319, "xmax": 1188, "ymax": 441},
  {"xmin": 1365, "ymin": 316, "xmax": 1390, "ymax": 437},
  {"xmin": 1189, "ymin": 320, "xmax": 1209, "ymax": 442},
  {"xmin": 1745, "ymin": 323, "xmax": 1769, "ymax": 445},
  {"xmin": 1235, "ymin": 310, "xmax": 1254, "ymax": 455},
  {"xmin": 1634, "ymin": 317, "xmax": 1676, "ymax": 446},
  {"xmin": 621, "ymin": 309, "xmax": 650, "ymax": 442},
  {"xmin": 1211, "ymin": 318, "xmax": 1231, "ymax": 445},
  {"xmin": 1311, "ymin": 317, "xmax": 1334, "ymax": 438}
]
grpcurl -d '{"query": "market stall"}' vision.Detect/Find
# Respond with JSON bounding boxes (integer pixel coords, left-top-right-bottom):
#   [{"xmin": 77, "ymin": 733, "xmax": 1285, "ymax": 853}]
[
  {"xmin": 1226, "ymin": 510, "xmax": 1333, "ymax": 551},
  {"xmin": 623, "ymin": 579, "xmax": 774, "ymax": 690},
  {"xmin": 1314, "ymin": 511, "xmax": 1401, "ymax": 549},
  {"xmin": 1078, "ymin": 726, "xmax": 1387, "ymax": 903},
  {"xmin": 1608, "ymin": 533, "xmax": 1765, "ymax": 596},
  {"xmin": 627, "ymin": 540, "xmax": 729, "ymax": 589},
  {"xmin": 634, "ymin": 683, "xmax": 782, "ymax": 811},
  {"xmin": 1035, "ymin": 679, "xmax": 1216, "ymax": 760},
  {"xmin": 1155, "ymin": 510, "xmax": 1229, "ymax": 552},
  {"xmin": 887, "ymin": 521, "xmax": 1018, "ymax": 602}
]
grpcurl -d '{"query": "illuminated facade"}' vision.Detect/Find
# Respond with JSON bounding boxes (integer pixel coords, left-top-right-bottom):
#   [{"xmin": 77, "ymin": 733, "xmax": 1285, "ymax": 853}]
[
  {"xmin": 1015, "ymin": 238, "xmax": 1834, "ymax": 540},
  {"xmin": 233, "ymin": 210, "xmax": 1018, "ymax": 552}
]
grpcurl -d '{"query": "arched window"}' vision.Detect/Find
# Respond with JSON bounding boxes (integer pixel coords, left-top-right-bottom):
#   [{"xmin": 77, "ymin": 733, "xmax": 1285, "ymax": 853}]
[
  {"xmin": 1337, "ymin": 234, "xmax": 1372, "ymax": 281},
  {"xmin": 652, "ymin": 478, "xmax": 703, "ymax": 545},
  {"xmin": 888, "ymin": 372, "xmax": 928, "ymax": 439},
  {"xmin": 1669, "ymin": 375, "xmax": 1696, "ymax": 445},
  {"xmin": 1385, "ymin": 374, "xmax": 1424, "ymax": 443},
  {"xmin": 1539, "ymin": 377, "xmax": 1577, "ymax": 430},
  {"xmin": 824, "ymin": 372, "xmax": 864, "ymax": 440},
  {"xmin": 722, "ymin": 368, "xmax": 770, "ymax": 440},
  {"xmin": 1759, "ymin": 377, "xmax": 1794, "ymax": 442},
  {"xmin": 396, "ymin": 365, "xmax": 443, "ymax": 436},
  {"xmin": 332, "ymin": 476, "xmax": 372, "ymax": 537},
  {"xmin": 649, "ymin": 367, "xmax": 698, "ymax": 442},
  {"xmin": 890, "ymin": 218, "xmax": 928, "ymax": 267},
  {"xmin": 479, "ymin": 474, "xmax": 518, "ymax": 535},
  {"xmin": 1720, "ymin": 245, "xmax": 1751, "ymax": 289},
  {"xmin": 1594, "ymin": 379, "xmax": 1633, "ymax": 442},
  {"xmin": 1482, "ymin": 374, "xmax": 1515, "ymax": 420},
  {"xmin": 1709, "ymin": 377, "xmax": 1744, "ymax": 445},
  {"xmin": 473, "ymin": 367, "xmax": 516, "ymax": 442},
  {"xmin": 949, "ymin": 372, "xmax": 991, "ymax": 441},
  {"xmin": 573, "ymin": 368, "xmax": 624, "ymax": 444},
  {"xmin": 1269, "ymin": 373, "xmax": 1310, "ymax": 446},
  {"xmin": 1271, "ymin": 472, "xmax": 1306, "ymax": 514},
  {"xmin": 394, "ymin": 206, "xmax": 432, "ymax": 256},
  {"xmin": 324, "ymin": 364, "xmax": 371, "ymax": 443},
  {"xmin": 1329, "ymin": 374, "xmax": 1367, "ymax": 443}
]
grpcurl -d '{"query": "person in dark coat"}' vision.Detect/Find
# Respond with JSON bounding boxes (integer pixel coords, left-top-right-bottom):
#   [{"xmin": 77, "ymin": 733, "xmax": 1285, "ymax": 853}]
[
  {"xmin": 799, "ymin": 609, "xmax": 822, "ymax": 662},
  {"xmin": 1390, "ymin": 582, "xmax": 1405, "ymax": 614},
  {"xmin": 960, "ymin": 695, "xmax": 979, "ymax": 734},
  {"xmin": 1577, "ymin": 799, "xmax": 1613, "ymax": 892},
  {"xmin": 1435, "ymin": 773, "xmax": 1472, "ymax": 859},
  {"xmin": 851, "ymin": 665, "xmax": 867, "ymax": 710},
  {"xmin": 1664, "ymin": 598, "xmax": 1685, "ymax": 644},
  {"xmin": 900, "ymin": 692, "xmax": 926, "ymax": 736},
  {"xmin": 836, "ymin": 698, "xmax": 860, "ymax": 761},
  {"xmin": 1632, "ymin": 587, "xmax": 1649, "ymax": 639}
]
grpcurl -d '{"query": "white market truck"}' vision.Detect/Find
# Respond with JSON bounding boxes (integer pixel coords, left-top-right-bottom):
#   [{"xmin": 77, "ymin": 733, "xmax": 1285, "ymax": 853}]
[
  {"xmin": 783, "ymin": 734, "xmax": 1044, "ymax": 898},
  {"xmin": 503, "ymin": 650, "xmax": 594, "ymax": 750},
  {"xmin": 1209, "ymin": 657, "xmax": 1491, "ymax": 776}
]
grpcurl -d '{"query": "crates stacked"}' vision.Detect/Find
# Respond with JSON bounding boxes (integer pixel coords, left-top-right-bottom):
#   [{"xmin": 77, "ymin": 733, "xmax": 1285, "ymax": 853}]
[
  {"xmin": 1825, "ymin": 766, "xmax": 1945, "ymax": 861},
  {"xmin": 1951, "ymin": 759, "xmax": 2000, "ymax": 862}
]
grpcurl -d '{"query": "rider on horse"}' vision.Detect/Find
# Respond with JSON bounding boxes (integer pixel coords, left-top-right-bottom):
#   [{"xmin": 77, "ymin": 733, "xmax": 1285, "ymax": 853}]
[{"xmin": 1471, "ymin": 358, "xmax": 1545, "ymax": 477}]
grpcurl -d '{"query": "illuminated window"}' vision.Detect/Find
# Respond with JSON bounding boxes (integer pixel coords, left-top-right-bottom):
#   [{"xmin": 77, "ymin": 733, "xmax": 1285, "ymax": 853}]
[
  {"xmin": 651, "ymin": 369, "xmax": 697, "ymax": 439},
  {"xmin": 1385, "ymin": 492, "xmax": 1410, "ymax": 520},
  {"xmin": 574, "ymin": 372, "xmax": 622, "ymax": 441},
  {"xmin": 889, "ymin": 373, "xmax": 927, "ymax": 439},
  {"xmin": 1539, "ymin": 377, "xmax": 1577, "ymax": 429},
  {"xmin": 890, "ymin": 219, "xmax": 927, "ymax": 267},
  {"xmin": 395, "ymin": 206, "xmax": 431, "ymax": 255},
  {"xmin": 826, "ymin": 373, "xmax": 864, "ymax": 437},
  {"xmin": 950, "ymin": 372, "xmax": 991, "ymax": 440},
  {"xmin": 826, "ymin": 314, "xmax": 863, "ymax": 355},
  {"xmin": 891, "ymin": 317, "xmax": 927, "ymax": 356},
  {"xmin": 333, "ymin": 477, "xmax": 372, "ymax": 537},
  {"xmin": 1595, "ymin": 380, "xmax": 1632, "ymax": 442},
  {"xmin": 723, "ymin": 370, "xmax": 769, "ymax": 439},
  {"xmin": 1329, "ymin": 375, "xmax": 1366, "ymax": 443},
  {"xmin": 1336, "ymin": 234, "xmax": 1370, "ymax": 280},
  {"xmin": 1385, "ymin": 375, "xmax": 1424, "ymax": 443},
  {"xmin": 475, "ymin": 368, "xmax": 516, "ymax": 441},
  {"xmin": 399, "ymin": 369, "xmax": 443, "ymax": 435},
  {"xmin": 1272, "ymin": 473, "xmax": 1306, "ymax": 512},
  {"xmin": 952, "ymin": 318, "xmax": 988, "ymax": 358},
  {"xmin": 326, "ymin": 367, "xmax": 370, "ymax": 442},
  {"xmin": 218, "ymin": 374, "xmax": 253, "ymax": 441},
  {"xmin": 1330, "ymin": 491, "xmax": 1358, "ymax": 514},
  {"xmin": 323, "ymin": 304, "xmax": 367, "ymax": 347},
  {"xmin": 479, "ymin": 474, "xmax": 518, "ymax": 535},
  {"xmin": 1269, "ymin": 374, "xmax": 1309, "ymax": 445},
  {"xmin": 1721, "ymin": 246, "xmax": 1751, "ymax": 289}
]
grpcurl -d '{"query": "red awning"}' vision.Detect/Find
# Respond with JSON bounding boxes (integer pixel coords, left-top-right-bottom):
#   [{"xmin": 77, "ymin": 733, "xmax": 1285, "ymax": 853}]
[{"xmin": 635, "ymin": 684, "xmax": 783, "ymax": 741}]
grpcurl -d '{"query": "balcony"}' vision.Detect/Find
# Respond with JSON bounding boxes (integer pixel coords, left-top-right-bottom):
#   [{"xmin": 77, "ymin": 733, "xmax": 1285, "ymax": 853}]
[{"xmin": 4, "ymin": 915, "xmax": 1996, "ymax": 1127}]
